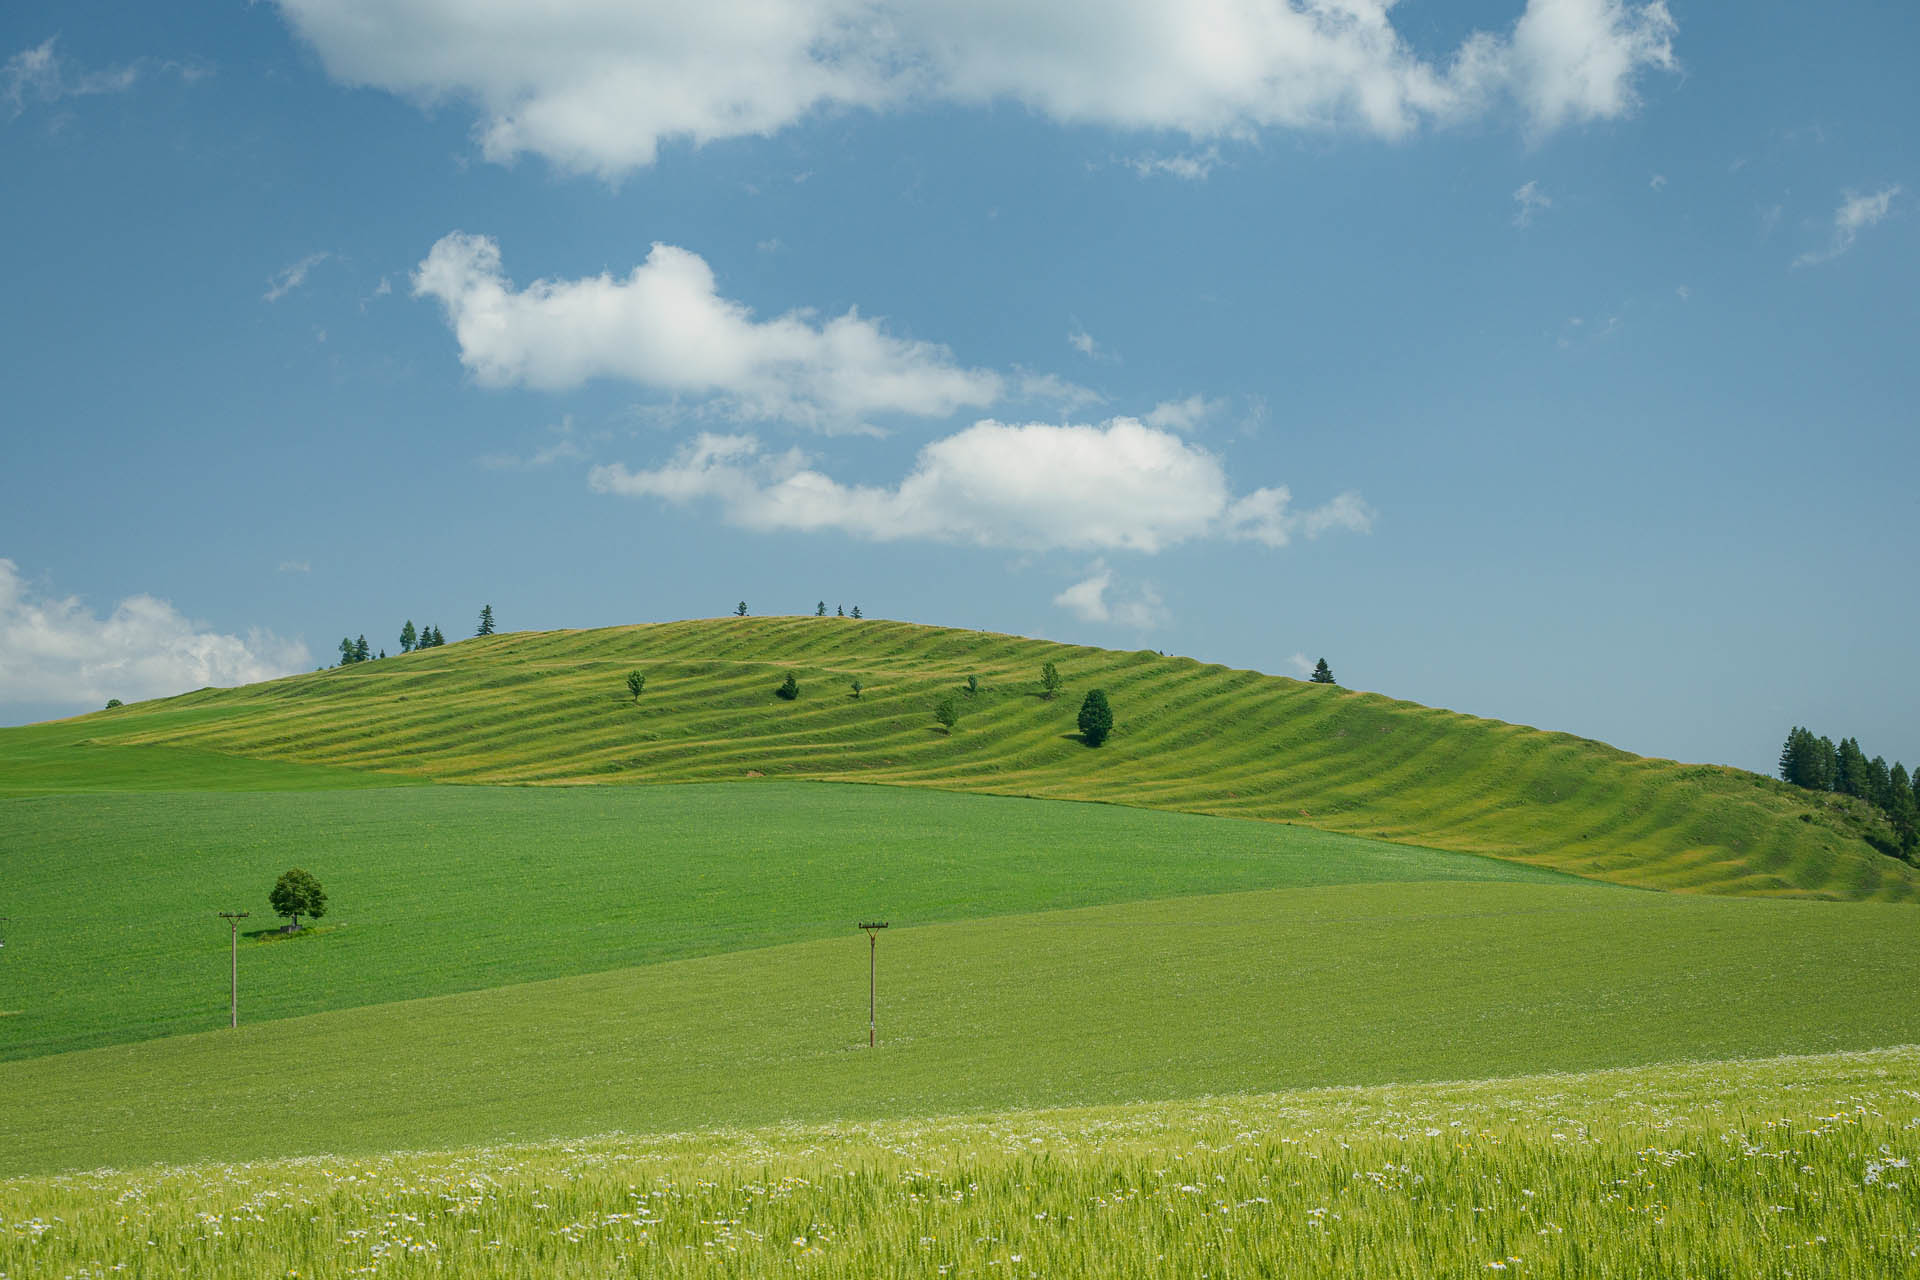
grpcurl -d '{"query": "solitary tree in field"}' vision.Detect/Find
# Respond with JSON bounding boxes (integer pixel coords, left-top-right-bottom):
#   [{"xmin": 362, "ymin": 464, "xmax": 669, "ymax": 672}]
[
  {"xmin": 816, "ymin": 601, "xmax": 827, "ymax": 616},
  {"xmin": 965, "ymin": 673, "xmax": 980, "ymax": 695},
  {"xmin": 399, "ymin": 620, "xmax": 417, "ymax": 653},
  {"xmin": 105, "ymin": 698, "xmax": 123, "ymax": 709},
  {"xmin": 776, "ymin": 672, "xmax": 800, "ymax": 700},
  {"xmin": 1040, "ymin": 661, "xmax": 1061, "ymax": 700},
  {"xmin": 1310, "ymin": 658, "xmax": 1336, "ymax": 684},
  {"xmin": 269, "ymin": 868, "xmax": 327, "ymax": 931},
  {"xmin": 476, "ymin": 604, "xmax": 495, "ymax": 636},
  {"xmin": 736, "ymin": 601, "xmax": 749, "ymax": 617},
  {"xmin": 850, "ymin": 606, "xmax": 862, "ymax": 619},
  {"xmin": 934, "ymin": 694, "xmax": 961, "ymax": 732},
  {"xmin": 626, "ymin": 671, "xmax": 646, "ymax": 701},
  {"xmin": 837, "ymin": 604, "xmax": 845, "ymax": 617},
  {"xmin": 1077, "ymin": 689, "xmax": 1113, "ymax": 747},
  {"xmin": 850, "ymin": 678, "xmax": 863, "ymax": 699}
]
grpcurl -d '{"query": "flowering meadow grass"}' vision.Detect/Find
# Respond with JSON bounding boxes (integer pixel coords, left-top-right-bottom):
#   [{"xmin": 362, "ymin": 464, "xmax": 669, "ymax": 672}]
[{"xmin": 6, "ymin": 1047, "xmax": 1916, "ymax": 1278}]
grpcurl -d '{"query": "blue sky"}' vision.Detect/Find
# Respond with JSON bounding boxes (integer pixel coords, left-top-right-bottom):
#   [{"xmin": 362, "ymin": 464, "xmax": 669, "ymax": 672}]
[{"xmin": 1, "ymin": 1, "xmax": 1913, "ymax": 777}]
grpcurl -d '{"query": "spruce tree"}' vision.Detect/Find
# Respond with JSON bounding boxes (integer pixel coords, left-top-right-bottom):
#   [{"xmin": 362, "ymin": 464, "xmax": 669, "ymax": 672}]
[
  {"xmin": 1815, "ymin": 736, "xmax": 1839, "ymax": 790},
  {"xmin": 837, "ymin": 605, "xmax": 845, "ymax": 617},
  {"xmin": 816, "ymin": 601, "xmax": 826, "ymax": 617},
  {"xmin": 339, "ymin": 637, "xmax": 356, "ymax": 666},
  {"xmin": 1836, "ymin": 738, "xmax": 1870, "ymax": 798},
  {"xmin": 1310, "ymin": 658, "xmax": 1336, "ymax": 684},
  {"xmin": 1077, "ymin": 688, "xmax": 1114, "ymax": 747},
  {"xmin": 476, "ymin": 604, "xmax": 495, "ymax": 636},
  {"xmin": 400, "ymin": 620, "xmax": 417, "ymax": 652},
  {"xmin": 1867, "ymin": 756, "xmax": 1893, "ymax": 809},
  {"xmin": 776, "ymin": 671, "xmax": 800, "ymax": 700},
  {"xmin": 736, "ymin": 601, "xmax": 748, "ymax": 617},
  {"xmin": 851, "ymin": 606, "xmax": 862, "ymax": 619},
  {"xmin": 353, "ymin": 635, "xmax": 371, "ymax": 663}
]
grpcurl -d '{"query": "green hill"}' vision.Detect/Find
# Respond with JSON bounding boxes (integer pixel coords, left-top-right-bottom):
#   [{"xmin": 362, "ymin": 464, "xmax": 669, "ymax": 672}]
[{"xmin": 11, "ymin": 616, "xmax": 1911, "ymax": 900}]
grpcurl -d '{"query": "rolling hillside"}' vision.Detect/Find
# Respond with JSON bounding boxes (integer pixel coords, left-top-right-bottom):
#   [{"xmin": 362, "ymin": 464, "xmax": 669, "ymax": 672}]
[{"xmin": 14, "ymin": 616, "xmax": 1912, "ymax": 900}]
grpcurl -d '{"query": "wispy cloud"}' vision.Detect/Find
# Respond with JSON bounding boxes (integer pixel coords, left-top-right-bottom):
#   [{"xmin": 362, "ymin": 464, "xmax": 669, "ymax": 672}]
[
  {"xmin": 1124, "ymin": 147, "xmax": 1222, "ymax": 181},
  {"xmin": 276, "ymin": 560, "xmax": 311, "ymax": 574},
  {"xmin": 4, "ymin": 37, "xmax": 137, "ymax": 119},
  {"xmin": 1513, "ymin": 180, "xmax": 1552, "ymax": 228},
  {"xmin": 1053, "ymin": 562, "xmax": 1166, "ymax": 629},
  {"xmin": 1794, "ymin": 185, "xmax": 1901, "ymax": 268},
  {"xmin": 264, "ymin": 251, "xmax": 330, "ymax": 302},
  {"xmin": 477, "ymin": 416, "xmax": 604, "ymax": 470}
]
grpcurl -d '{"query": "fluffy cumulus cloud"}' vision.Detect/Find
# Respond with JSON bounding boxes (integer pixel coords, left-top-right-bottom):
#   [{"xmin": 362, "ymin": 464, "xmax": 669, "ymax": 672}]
[
  {"xmin": 0, "ymin": 559, "xmax": 310, "ymax": 708},
  {"xmin": 588, "ymin": 417, "xmax": 1372, "ymax": 553},
  {"xmin": 414, "ymin": 233, "xmax": 1000, "ymax": 431},
  {"xmin": 1795, "ymin": 186, "xmax": 1901, "ymax": 268},
  {"xmin": 277, "ymin": 0, "xmax": 1679, "ymax": 176}
]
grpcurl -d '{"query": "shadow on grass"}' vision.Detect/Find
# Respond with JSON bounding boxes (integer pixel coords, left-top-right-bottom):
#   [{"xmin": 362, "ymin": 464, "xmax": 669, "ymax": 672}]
[{"xmin": 243, "ymin": 924, "xmax": 344, "ymax": 944}]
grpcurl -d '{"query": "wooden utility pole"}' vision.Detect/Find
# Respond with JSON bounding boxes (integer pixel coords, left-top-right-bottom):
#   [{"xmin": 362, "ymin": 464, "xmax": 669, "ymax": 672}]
[
  {"xmin": 859, "ymin": 922, "xmax": 888, "ymax": 1047},
  {"xmin": 217, "ymin": 912, "xmax": 250, "ymax": 1028}
]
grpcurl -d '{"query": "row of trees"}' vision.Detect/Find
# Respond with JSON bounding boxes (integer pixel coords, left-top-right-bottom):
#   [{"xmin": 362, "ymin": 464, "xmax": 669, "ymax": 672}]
[
  {"xmin": 340, "ymin": 607, "xmax": 492, "ymax": 667},
  {"xmin": 1778, "ymin": 726, "xmax": 1919, "ymax": 855},
  {"xmin": 733, "ymin": 602, "xmax": 865, "ymax": 618},
  {"xmin": 398, "ymin": 621, "xmax": 448, "ymax": 653}
]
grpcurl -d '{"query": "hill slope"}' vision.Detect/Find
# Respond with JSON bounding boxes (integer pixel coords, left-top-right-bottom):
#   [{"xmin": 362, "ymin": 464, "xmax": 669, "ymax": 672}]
[{"xmin": 14, "ymin": 616, "xmax": 1912, "ymax": 900}]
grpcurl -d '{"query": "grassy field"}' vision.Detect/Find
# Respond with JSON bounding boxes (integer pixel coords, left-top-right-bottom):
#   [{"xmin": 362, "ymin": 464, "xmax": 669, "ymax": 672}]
[
  {"xmin": 11, "ymin": 617, "xmax": 1908, "ymax": 900},
  {"xmin": 6, "ymin": 879, "xmax": 1918, "ymax": 1175},
  {"xmin": 0, "ymin": 782, "xmax": 1574, "ymax": 1061},
  {"xmin": 5, "ymin": 1046, "xmax": 1915, "ymax": 1278}
]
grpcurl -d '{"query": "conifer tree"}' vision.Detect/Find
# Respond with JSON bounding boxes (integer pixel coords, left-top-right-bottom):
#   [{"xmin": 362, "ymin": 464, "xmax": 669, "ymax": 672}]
[
  {"xmin": 339, "ymin": 637, "xmax": 356, "ymax": 666},
  {"xmin": 836, "ymin": 604, "xmax": 845, "ymax": 617},
  {"xmin": 736, "ymin": 601, "xmax": 748, "ymax": 617},
  {"xmin": 1077, "ymin": 688, "xmax": 1113, "ymax": 746},
  {"xmin": 1816, "ymin": 736, "xmax": 1839, "ymax": 790},
  {"xmin": 429, "ymin": 625, "xmax": 445, "ymax": 647},
  {"xmin": 1867, "ymin": 756, "xmax": 1893, "ymax": 808},
  {"xmin": 851, "ymin": 606, "xmax": 862, "ymax": 619},
  {"xmin": 353, "ymin": 635, "xmax": 371, "ymax": 663},
  {"xmin": 776, "ymin": 671, "xmax": 800, "ymax": 700},
  {"xmin": 476, "ymin": 604, "xmax": 495, "ymax": 636},
  {"xmin": 1836, "ymin": 738, "xmax": 1870, "ymax": 798},
  {"xmin": 1310, "ymin": 658, "xmax": 1336, "ymax": 684},
  {"xmin": 400, "ymin": 620, "xmax": 417, "ymax": 653},
  {"xmin": 816, "ymin": 601, "xmax": 826, "ymax": 616}
]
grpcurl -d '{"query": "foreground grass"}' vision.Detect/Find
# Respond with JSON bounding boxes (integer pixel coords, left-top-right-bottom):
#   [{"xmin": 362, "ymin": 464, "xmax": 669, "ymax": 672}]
[
  {"xmin": 5, "ymin": 1048, "xmax": 1915, "ymax": 1278},
  {"xmin": 7, "ymin": 881, "xmax": 1918, "ymax": 1176},
  {"xmin": 0, "ymin": 782, "xmax": 1571, "ymax": 1060},
  {"xmin": 17, "ymin": 617, "xmax": 1907, "ymax": 900}
]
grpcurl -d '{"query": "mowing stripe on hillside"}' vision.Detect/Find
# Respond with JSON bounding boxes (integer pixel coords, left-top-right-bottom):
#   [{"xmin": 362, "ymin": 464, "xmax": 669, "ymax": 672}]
[
  {"xmin": 4, "ymin": 880, "xmax": 1915, "ymax": 1175},
  {"xmin": 13, "ymin": 618, "xmax": 1908, "ymax": 900},
  {"xmin": 0, "ymin": 781, "xmax": 1573, "ymax": 1062}
]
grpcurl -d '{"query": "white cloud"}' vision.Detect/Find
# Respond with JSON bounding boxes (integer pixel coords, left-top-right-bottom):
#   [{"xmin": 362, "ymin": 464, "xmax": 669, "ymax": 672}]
[
  {"xmin": 477, "ymin": 416, "xmax": 602, "ymax": 469},
  {"xmin": 275, "ymin": 0, "xmax": 1680, "ymax": 177},
  {"xmin": 1649, "ymin": 172, "xmax": 1666, "ymax": 189},
  {"xmin": 264, "ymin": 251, "xmax": 330, "ymax": 302},
  {"xmin": 1285, "ymin": 652, "xmax": 1313, "ymax": 676},
  {"xmin": 4, "ymin": 37, "xmax": 140, "ymax": 119},
  {"xmin": 1067, "ymin": 328, "xmax": 1101, "ymax": 359},
  {"xmin": 589, "ymin": 417, "xmax": 1372, "ymax": 553},
  {"xmin": 1144, "ymin": 393, "xmax": 1223, "ymax": 433},
  {"xmin": 413, "ymin": 232, "xmax": 1001, "ymax": 431},
  {"xmin": 0, "ymin": 559, "xmax": 311, "ymax": 708},
  {"xmin": 1794, "ymin": 185, "xmax": 1901, "ymax": 268},
  {"xmin": 1125, "ymin": 147, "xmax": 1222, "ymax": 181},
  {"xmin": 276, "ymin": 560, "xmax": 311, "ymax": 574},
  {"xmin": 1513, "ymin": 179, "xmax": 1552, "ymax": 227},
  {"xmin": 1053, "ymin": 562, "xmax": 1166, "ymax": 629},
  {"xmin": 1675, "ymin": 284, "xmax": 1689, "ymax": 300}
]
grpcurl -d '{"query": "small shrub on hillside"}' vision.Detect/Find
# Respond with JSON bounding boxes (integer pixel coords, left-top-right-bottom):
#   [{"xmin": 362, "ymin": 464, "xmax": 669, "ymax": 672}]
[
  {"xmin": 1040, "ymin": 661, "xmax": 1061, "ymax": 700},
  {"xmin": 1077, "ymin": 689, "xmax": 1113, "ymax": 747},
  {"xmin": 625, "ymin": 671, "xmax": 646, "ymax": 701},
  {"xmin": 965, "ymin": 674, "xmax": 979, "ymax": 695},
  {"xmin": 934, "ymin": 695, "xmax": 960, "ymax": 732},
  {"xmin": 104, "ymin": 698, "xmax": 123, "ymax": 709},
  {"xmin": 776, "ymin": 672, "xmax": 800, "ymax": 701},
  {"xmin": 850, "ymin": 678, "xmax": 863, "ymax": 699}
]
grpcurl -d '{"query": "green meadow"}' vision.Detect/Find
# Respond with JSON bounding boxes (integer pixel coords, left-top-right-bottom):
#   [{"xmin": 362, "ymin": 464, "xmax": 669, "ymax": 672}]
[
  {"xmin": 0, "ymin": 782, "xmax": 1572, "ymax": 1061},
  {"xmin": 5, "ymin": 1048, "xmax": 1916, "ymax": 1279},
  {"xmin": 2, "ymin": 620, "xmax": 1916, "ymax": 1276}
]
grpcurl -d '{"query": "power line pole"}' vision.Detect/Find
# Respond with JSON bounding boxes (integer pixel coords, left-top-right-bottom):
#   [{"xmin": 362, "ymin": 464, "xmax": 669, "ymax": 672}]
[
  {"xmin": 217, "ymin": 912, "xmax": 249, "ymax": 1028},
  {"xmin": 859, "ymin": 921, "xmax": 888, "ymax": 1047}
]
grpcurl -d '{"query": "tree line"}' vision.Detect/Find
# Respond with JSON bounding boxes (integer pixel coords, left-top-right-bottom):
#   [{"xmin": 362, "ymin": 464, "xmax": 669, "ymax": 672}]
[
  {"xmin": 1778, "ymin": 726, "xmax": 1919, "ymax": 857},
  {"xmin": 334, "ymin": 606, "xmax": 494, "ymax": 667}
]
